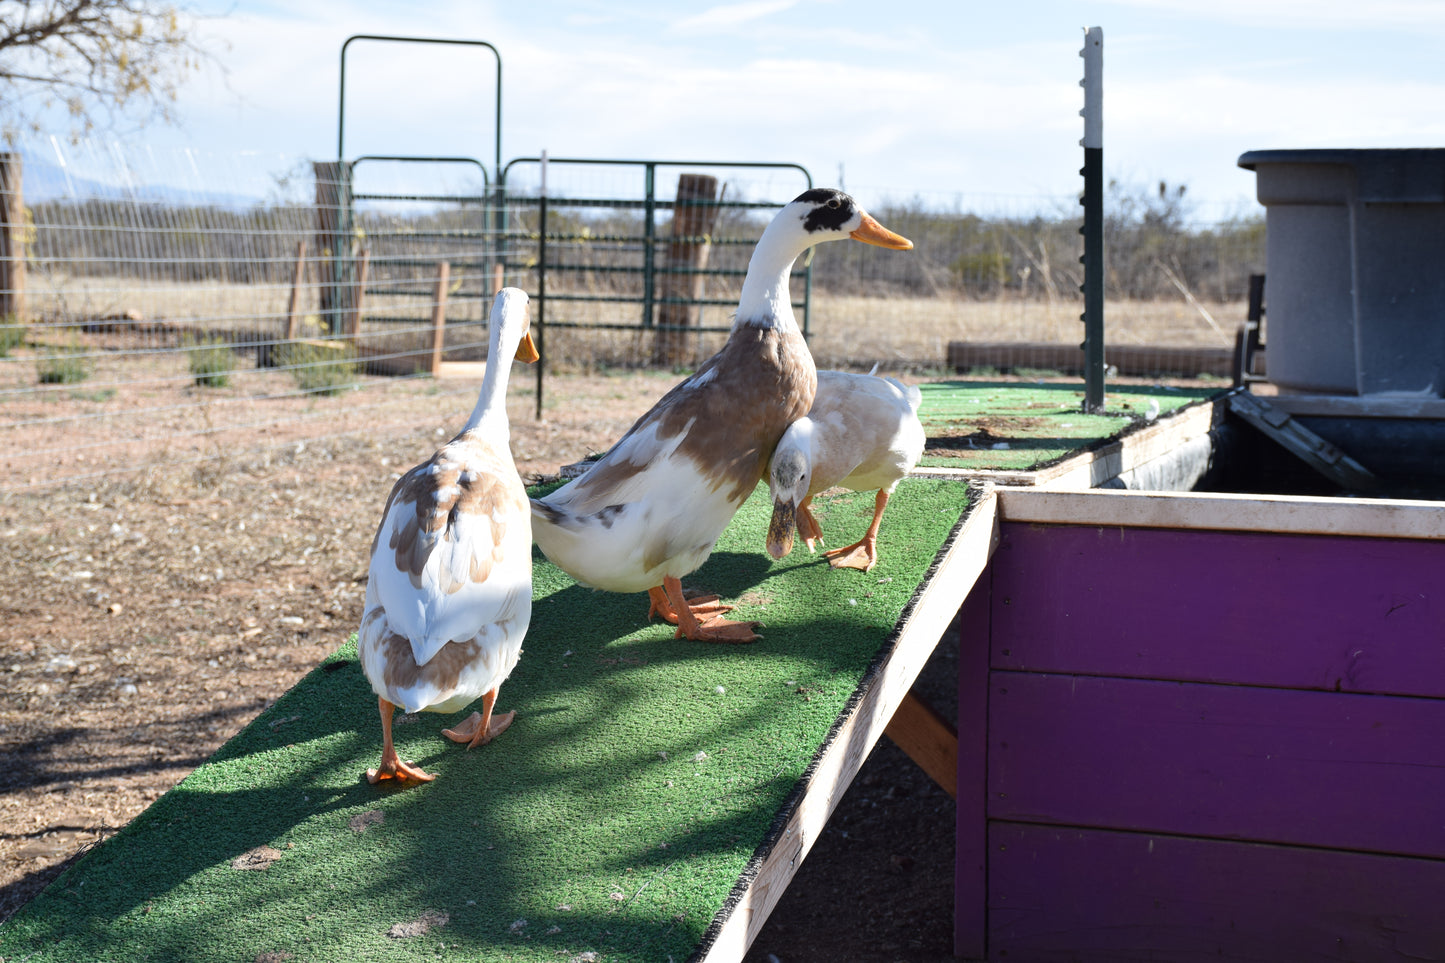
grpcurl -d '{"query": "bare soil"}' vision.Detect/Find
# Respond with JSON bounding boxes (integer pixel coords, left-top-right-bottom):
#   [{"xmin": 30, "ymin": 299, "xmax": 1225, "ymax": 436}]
[{"xmin": 0, "ymin": 368, "xmax": 961, "ymax": 961}]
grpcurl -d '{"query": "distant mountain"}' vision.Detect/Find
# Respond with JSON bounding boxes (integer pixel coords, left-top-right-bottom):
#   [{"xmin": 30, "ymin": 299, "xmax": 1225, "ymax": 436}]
[{"xmin": 17, "ymin": 147, "xmax": 289, "ymax": 209}]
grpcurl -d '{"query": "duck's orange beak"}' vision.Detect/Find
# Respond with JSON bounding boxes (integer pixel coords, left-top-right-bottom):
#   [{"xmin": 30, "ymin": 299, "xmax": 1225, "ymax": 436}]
[
  {"xmin": 850, "ymin": 213, "xmax": 913, "ymax": 250},
  {"xmin": 514, "ymin": 331, "xmax": 540, "ymax": 364}
]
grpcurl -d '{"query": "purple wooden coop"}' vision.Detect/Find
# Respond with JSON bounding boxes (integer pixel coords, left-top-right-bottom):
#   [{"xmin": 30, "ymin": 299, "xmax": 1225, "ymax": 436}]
[
  {"xmin": 948, "ymin": 487, "xmax": 1445, "ymax": 960},
  {"xmin": 943, "ymin": 148, "xmax": 1445, "ymax": 960}
]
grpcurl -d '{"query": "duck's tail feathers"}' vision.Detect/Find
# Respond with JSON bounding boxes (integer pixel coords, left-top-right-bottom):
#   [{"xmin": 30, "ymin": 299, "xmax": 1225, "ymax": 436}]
[{"xmin": 905, "ymin": 383, "xmax": 923, "ymax": 412}]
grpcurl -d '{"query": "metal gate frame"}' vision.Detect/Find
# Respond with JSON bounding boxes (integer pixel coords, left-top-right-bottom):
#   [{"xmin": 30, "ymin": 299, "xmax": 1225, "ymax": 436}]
[
  {"xmin": 348, "ymin": 154, "xmax": 495, "ymax": 325},
  {"xmin": 497, "ymin": 157, "xmax": 814, "ymax": 338}
]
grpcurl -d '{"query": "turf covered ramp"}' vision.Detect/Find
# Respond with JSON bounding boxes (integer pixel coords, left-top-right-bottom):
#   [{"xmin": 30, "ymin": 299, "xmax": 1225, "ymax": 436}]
[{"xmin": 1, "ymin": 478, "xmax": 987, "ymax": 963}]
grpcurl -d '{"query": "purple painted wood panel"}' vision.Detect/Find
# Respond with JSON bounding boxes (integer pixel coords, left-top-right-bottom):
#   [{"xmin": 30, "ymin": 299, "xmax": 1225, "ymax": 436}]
[
  {"xmin": 954, "ymin": 574, "xmax": 991, "ymax": 960},
  {"xmin": 989, "ymin": 822, "xmax": 1445, "ymax": 962},
  {"xmin": 989, "ymin": 672, "xmax": 1445, "ymax": 857},
  {"xmin": 991, "ymin": 522, "xmax": 1445, "ymax": 698}
]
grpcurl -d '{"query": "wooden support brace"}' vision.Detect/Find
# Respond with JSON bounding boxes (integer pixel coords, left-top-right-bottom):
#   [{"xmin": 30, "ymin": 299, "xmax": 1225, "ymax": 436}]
[
  {"xmin": 429, "ymin": 261, "xmax": 451, "ymax": 375},
  {"xmin": 344, "ymin": 246, "xmax": 369, "ymax": 341},
  {"xmin": 284, "ymin": 240, "xmax": 306, "ymax": 342},
  {"xmin": 884, "ymin": 689, "xmax": 958, "ymax": 798}
]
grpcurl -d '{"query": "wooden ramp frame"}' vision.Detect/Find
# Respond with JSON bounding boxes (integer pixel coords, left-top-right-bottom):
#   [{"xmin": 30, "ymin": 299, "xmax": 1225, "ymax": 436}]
[{"xmin": 693, "ymin": 486, "xmax": 997, "ymax": 959}]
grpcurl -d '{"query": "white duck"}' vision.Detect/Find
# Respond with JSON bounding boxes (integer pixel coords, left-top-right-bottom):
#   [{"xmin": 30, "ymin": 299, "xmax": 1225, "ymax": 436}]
[
  {"xmin": 765, "ymin": 369, "xmax": 925, "ymax": 572},
  {"xmin": 531, "ymin": 189, "xmax": 912, "ymax": 643},
  {"xmin": 358, "ymin": 287, "xmax": 540, "ymax": 784}
]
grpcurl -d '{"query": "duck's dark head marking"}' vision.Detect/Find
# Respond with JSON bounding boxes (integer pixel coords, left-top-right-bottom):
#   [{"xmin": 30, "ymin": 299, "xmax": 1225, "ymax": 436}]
[{"xmin": 793, "ymin": 188, "xmax": 858, "ymax": 234}]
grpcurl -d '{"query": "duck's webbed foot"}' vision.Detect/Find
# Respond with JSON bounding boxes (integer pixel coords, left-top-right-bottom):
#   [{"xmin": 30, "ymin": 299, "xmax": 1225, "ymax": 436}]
[{"xmin": 653, "ymin": 576, "xmax": 761, "ymax": 644}]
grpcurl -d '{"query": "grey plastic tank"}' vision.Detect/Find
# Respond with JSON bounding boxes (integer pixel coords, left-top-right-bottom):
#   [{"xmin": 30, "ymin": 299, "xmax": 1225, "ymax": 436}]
[{"xmin": 1237, "ymin": 148, "xmax": 1445, "ymax": 396}]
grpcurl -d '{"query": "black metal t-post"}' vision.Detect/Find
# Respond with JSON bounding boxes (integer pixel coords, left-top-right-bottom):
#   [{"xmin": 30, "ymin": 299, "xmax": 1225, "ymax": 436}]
[
  {"xmin": 1080, "ymin": 26, "xmax": 1105, "ymax": 413},
  {"xmin": 536, "ymin": 151, "xmax": 548, "ymax": 423}
]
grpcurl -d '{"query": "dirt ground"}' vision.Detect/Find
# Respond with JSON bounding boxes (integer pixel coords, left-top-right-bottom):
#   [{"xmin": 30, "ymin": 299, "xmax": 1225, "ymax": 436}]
[{"xmin": 0, "ymin": 367, "xmax": 963, "ymax": 961}]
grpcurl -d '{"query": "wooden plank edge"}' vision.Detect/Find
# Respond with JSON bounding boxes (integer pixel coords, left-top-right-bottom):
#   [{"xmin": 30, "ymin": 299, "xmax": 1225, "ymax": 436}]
[
  {"xmin": 947, "ymin": 341, "xmax": 1236, "ymax": 378},
  {"xmin": 1034, "ymin": 393, "xmax": 1225, "ymax": 490},
  {"xmin": 691, "ymin": 483, "xmax": 1000, "ymax": 962},
  {"xmin": 997, "ymin": 487, "xmax": 1445, "ymax": 540}
]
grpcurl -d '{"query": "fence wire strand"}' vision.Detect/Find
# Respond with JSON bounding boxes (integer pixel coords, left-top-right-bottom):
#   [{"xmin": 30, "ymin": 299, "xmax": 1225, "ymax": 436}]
[{"xmin": 0, "ymin": 139, "xmax": 1264, "ymax": 494}]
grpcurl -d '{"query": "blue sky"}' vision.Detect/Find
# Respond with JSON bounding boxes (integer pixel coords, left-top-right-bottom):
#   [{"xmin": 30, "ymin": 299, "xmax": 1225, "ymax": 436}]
[{"xmin": 95, "ymin": 0, "xmax": 1445, "ymax": 217}]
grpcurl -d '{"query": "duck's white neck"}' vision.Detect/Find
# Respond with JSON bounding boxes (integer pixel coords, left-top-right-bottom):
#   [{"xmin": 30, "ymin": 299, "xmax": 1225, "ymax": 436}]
[
  {"xmin": 462, "ymin": 334, "xmax": 518, "ymax": 436},
  {"xmin": 735, "ymin": 225, "xmax": 808, "ymax": 331}
]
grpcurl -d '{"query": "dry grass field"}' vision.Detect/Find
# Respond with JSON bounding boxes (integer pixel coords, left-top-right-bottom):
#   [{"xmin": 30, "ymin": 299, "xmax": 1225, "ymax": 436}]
[{"xmin": 2, "ymin": 288, "xmax": 1243, "ymax": 493}]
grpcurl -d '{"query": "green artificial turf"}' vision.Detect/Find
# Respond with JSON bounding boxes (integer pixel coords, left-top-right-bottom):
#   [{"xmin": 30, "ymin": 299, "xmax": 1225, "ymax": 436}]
[
  {"xmin": 0, "ymin": 479, "xmax": 972, "ymax": 963},
  {"xmin": 915, "ymin": 379, "xmax": 1222, "ymax": 471}
]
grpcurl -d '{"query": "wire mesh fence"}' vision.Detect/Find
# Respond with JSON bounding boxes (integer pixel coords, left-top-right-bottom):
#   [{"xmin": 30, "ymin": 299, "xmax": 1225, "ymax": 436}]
[{"xmin": 0, "ymin": 138, "xmax": 1266, "ymax": 494}]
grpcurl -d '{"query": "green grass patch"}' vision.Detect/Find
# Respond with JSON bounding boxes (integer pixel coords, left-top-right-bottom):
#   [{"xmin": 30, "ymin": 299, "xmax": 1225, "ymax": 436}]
[
  {"xmin": 275, "ymin": 340, "xmax": 360, "ymax": 396},
  {"xmin": 36, "ymin": 345, "xmax": 91, "ymax": 385},
  {"xmin": 915, "ymin": 379, "xmax": 1221, "ymax": 471},
  {"xmin": 1, "ymin": 478, "xmax": 972, "ymax": 963},
  {"xmin": 0, "ymin": 314, "xmax": 26, "ymax": 357},
  {"xmin": 184, "ymin": 333, "xmax": 237, "ymax": 388}
]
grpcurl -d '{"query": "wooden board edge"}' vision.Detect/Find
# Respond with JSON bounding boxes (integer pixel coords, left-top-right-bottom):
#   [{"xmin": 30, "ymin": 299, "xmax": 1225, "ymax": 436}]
[
  {"xmin": 1035, "ymin": 394, "xmax": 1223, "ymax": 490},
  {"xmin": 690, "ymin": 484, "xmax": 1000, "ymax": 962},
  {"xmin": 997, "ymin": 487, "xmax": 1445, "ymax": 540}
]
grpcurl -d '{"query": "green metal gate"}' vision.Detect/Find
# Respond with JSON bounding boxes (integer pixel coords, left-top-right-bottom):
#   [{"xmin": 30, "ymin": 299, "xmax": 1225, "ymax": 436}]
[{"xmin": 498, "ymin": 158, "xmax": 814, "ymax": 337}]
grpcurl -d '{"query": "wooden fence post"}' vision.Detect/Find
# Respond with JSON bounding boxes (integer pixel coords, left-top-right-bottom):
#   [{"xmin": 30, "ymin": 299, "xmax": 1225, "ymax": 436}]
[
  {"xmin": 0, "ymin": 153, "xmax": 25, "ymax": 323},
  {"xmin": 653, "ymin": 174, "xmax": 721, "ymax": 366},
  {"xmin": 313, "ymin": 161, "xmax": 354, "ymax": 337},
  {"xmin": 284, "ymin": 240, "xmax": 307, "ymax": 342},
  {"xmin": 345, "ymin": 246, "xmax": 370, "ymax": 340},
  {"xmin": 429, "ymin": 261, "xmax": 451, "ymax": 375}
]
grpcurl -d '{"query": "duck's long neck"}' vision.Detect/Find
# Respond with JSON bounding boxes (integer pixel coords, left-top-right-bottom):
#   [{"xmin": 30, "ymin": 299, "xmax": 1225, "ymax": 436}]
[
  {"xmin": 462, "ymin": 338, "xmax": 515, "ymax": 436},
  {"xmin": 736, "ymin": 229, "xmax": 807, "ymax": 330}
]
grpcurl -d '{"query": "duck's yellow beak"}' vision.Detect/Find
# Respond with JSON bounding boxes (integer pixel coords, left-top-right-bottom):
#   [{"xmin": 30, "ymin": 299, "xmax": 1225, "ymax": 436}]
[
  {"xmin": 849, "ymin": 213, "xmax": 913, "ymax": 250},
  {"xmin": 766, "ymin": 499, "xmax": 797, "ymax": 560},
  {"xmin": 514, "ymin": 331, "xmax": 540, "ymax": 364}
]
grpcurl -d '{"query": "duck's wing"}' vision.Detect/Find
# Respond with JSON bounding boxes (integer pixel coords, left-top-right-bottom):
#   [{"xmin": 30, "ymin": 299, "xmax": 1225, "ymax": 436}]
[
  {"xmin": 539, "ymin": 342, "xmax": 791, "ymax": 517},
  {"xmin": 803, "ymin": 374, "xmax": 925, "ymax": 491},
  {"xmin": 368, "ymin": 443, "xmax": 532, "ymax": 667}
]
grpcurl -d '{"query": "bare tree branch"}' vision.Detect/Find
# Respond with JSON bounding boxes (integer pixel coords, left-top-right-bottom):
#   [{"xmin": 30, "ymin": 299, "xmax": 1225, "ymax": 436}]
[{"xmin": 0, "ymin": 0, "xmax": 216, "ymax": 141}]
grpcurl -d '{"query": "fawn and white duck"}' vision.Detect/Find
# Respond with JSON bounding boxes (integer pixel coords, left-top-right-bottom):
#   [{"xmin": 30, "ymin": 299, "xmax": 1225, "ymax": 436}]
[
  {"xmin": 358, "ymin": 287, "xmax": 539, "ymax": 784},
  {"xmin": 530, "ymin": 189, "xmax": 912, "ymax": 642}
]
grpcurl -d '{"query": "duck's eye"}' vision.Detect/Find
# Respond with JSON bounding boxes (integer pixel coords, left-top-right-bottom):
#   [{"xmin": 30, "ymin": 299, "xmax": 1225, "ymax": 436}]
[{"xmin": 827, "ymin": 198, "xmax": 841, "ymax": 209}]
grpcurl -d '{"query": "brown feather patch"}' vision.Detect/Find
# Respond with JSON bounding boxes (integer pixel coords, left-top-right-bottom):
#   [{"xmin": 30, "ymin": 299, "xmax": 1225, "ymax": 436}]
[
  {"xmin": 562, "ymin": 323, "xmax": 816, "ymax": 512},
  {"xmin": 377, "ymin": 628, "xmax": 482, "ymax": 694},
  {"xmin": 383, "ymin": 443, "xmax": 528, "ymax": 592}
]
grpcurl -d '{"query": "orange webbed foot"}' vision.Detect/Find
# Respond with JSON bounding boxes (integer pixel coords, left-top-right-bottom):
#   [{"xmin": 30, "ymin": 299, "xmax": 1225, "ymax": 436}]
[
  {"xmin": 442, "ymin": 709, "xmax": 516, "ymax": 749},
  {"xmin": 369, "ymin": 697, "xmax": 436, "ymax": 785},
  {"xmin": 366, "ymin": 751, "xmax": 436, "ymax": 785},
  {"xmin": 648, "ymin": 585, "xmax": 734, "ymax": 625},
  {"xmin": 675, "ymin": 616, "xmax": 763, "ymax": 644},
  {"xmin": 798, "ymin": 503, "xmax": 826, "ymax": 553},
  {"xmin": 823, "ymin": 539, "xmax": 878, "ymax": 572},
  {"xmin": 655, "ymin": 576, "xmax": 761, "ymax": 644}
]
